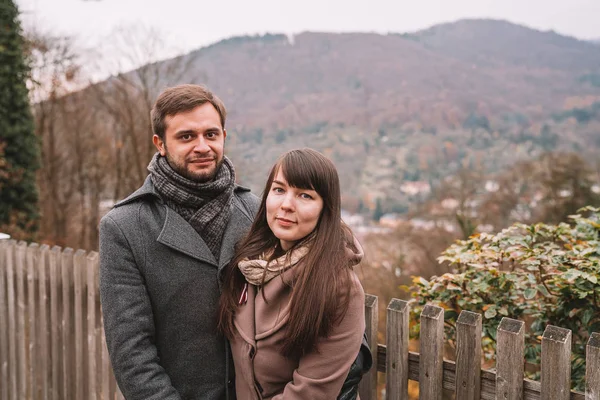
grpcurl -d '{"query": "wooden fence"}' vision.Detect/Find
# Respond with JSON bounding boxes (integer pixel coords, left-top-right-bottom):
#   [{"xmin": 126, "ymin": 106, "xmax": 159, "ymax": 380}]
[
  {"xmin": 1, "ymin": 240, "xmax": 599, "ymax": 400},
  {"xmin": 0, "ymin": 240, "xmax": 123, "ymax": 400},
  {"xmin": 358, "ymin": 296, "xmax": 600, "ymax": 400}
]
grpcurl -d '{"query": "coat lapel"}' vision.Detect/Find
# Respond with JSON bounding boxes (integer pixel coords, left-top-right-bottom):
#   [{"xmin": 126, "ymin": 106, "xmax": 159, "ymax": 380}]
[{"xmin": 157, "ymin": 206, "xmax": 218, "ymax": 267}]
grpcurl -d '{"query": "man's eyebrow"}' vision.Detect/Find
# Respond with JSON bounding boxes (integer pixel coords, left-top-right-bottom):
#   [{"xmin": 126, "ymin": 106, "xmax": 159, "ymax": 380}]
[{"xmin": 175, "ymin": 129, "xmax": 196, "ymax": 135}]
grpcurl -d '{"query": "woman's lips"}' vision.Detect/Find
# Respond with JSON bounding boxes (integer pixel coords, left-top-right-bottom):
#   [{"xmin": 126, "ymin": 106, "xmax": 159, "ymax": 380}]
[{"xmin": 276, "ymin": 217, "xmax": 295, "ymax": 227}]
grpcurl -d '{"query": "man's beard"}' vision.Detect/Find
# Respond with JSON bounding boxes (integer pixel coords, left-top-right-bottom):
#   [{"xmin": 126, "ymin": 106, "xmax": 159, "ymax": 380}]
[{"xmin": 166, "ymin": 153, "xmax": 224, "ymax": 183}]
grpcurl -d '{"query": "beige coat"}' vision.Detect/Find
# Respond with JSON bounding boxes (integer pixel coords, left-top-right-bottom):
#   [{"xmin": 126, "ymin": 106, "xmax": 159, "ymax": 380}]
[{"xmin": 230, "ymin": 265, "xmax": 365, "ymax": 400}]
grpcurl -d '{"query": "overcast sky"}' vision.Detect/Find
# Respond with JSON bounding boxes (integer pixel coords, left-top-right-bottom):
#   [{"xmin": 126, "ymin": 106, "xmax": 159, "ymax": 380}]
[{"xmin": 16, "ymin": 0, "xmax": 600, "ymax": 72}]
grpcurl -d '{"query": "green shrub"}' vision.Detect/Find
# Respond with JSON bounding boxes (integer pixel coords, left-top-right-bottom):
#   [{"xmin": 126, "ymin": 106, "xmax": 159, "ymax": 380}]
[{"xmin": 408, "ymin": 206, "xmax": 600, "ymax": 390}]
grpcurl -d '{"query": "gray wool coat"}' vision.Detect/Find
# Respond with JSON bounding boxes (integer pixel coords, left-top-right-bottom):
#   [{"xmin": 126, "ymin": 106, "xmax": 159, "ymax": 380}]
[{"xmin": 99, "ymin": 176, "xmax": 260, "ymax": 400}]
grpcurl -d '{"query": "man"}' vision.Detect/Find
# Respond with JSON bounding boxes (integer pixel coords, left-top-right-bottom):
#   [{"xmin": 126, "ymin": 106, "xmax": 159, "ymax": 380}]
[{"xmin": 99, "ymin": 84, "xmax": 259, "ymax": 400}]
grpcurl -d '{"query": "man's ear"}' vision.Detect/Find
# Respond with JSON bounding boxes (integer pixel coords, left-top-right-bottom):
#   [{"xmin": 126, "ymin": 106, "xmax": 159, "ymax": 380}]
[
  {"xmin": 153, "ymin": 135, "xmax": 166, "ymax": 156},
  {"xmin": 223, "ymin": 129, "xmax": 227, "ymax": 140}
]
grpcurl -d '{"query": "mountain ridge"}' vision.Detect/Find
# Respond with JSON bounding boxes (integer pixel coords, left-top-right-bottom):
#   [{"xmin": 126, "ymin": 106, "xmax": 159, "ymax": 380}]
[{"xmin": 97, "ymin": 19, "xmax": 600, "ymax": 210}]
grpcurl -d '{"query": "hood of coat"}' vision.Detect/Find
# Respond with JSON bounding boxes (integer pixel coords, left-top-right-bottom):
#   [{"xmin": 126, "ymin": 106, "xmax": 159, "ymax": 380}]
[{"xmin": 346, "ymin": 235, "xmax": 364, "ymax": 267}]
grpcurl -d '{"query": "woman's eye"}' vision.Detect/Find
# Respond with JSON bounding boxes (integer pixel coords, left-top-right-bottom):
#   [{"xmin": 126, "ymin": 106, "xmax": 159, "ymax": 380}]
[
  {"xmin": 299, "ymin": 193, "xmax": 313, "ymax": 200},
  {"xmin": 272, "ymin": 187, "xmax": 284, "ymax": 193}
]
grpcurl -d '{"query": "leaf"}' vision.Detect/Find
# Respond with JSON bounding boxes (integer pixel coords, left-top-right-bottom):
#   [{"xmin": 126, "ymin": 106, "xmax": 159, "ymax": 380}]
[
  {"xmin": 484, "ymin": 307, "xmax": 497, "ymax": 319},
  {"xmin": 524, "ymin": 288, "xmax": 537, "ymax": 300},
  {"xmin": 399, "ymin": 285, "xmax": 411, "ymax": 293},
  {"xmin": 582, "ymin": 309, "xmax": 594, "ymax": 325},
  {"xmin": 537, "ymin": 284, "xmax": 551, "ymax": 297}
]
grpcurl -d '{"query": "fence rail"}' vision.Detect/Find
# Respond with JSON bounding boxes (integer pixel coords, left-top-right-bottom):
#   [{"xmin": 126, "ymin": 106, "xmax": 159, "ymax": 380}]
[{"xmin": 1, "ymin": 240, "xmax": 599, "ymax": 399}]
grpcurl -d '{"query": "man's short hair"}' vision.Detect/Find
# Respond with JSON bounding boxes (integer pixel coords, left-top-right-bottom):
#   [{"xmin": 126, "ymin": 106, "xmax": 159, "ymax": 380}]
[{"xmin": 151, "ymin": 84, "xmax": 227, "ymax": 140}]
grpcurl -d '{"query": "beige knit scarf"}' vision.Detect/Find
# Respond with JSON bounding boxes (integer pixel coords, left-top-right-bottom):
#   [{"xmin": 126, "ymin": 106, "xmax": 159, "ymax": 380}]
[{"xmin": 238, "ymin": 245, "xmax": 309, "ymax": 286}]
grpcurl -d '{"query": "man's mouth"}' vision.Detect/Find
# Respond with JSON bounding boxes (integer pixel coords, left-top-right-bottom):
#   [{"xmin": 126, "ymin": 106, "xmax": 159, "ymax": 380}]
[{"xmin": 189, "ymin": 158, "xmax": 215, "ymax": 165}]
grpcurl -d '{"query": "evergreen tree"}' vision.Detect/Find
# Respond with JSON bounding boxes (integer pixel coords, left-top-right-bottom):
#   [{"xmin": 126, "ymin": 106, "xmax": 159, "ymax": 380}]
[
  {"xmin": 373, "ymin": 198, "xmax": 384, "ymax": 222},
  {"xmin": 0, "ymin": 0, "xmax": 39, "ymax": 238}
]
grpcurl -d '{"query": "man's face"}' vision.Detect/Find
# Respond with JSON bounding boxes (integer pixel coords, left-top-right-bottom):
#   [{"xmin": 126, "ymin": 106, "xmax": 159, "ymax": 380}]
[{"xmin": 153, "ymin": 103, "xmax": 226, "ymax": 183}]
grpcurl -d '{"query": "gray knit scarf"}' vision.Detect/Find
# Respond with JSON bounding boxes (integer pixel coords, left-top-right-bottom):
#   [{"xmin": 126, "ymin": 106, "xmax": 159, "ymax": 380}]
[{"xmin": 147, "ymin": 152, "xmax": 235, "ymax": 260}]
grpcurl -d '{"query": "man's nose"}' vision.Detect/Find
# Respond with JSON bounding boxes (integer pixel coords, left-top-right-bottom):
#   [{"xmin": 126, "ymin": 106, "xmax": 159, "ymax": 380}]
[{"xmin": 193, "ymin": 137, "xmax": 211, "ymax": 153}]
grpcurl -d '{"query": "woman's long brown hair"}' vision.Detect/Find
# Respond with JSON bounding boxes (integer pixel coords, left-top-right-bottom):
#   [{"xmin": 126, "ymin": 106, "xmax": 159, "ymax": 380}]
[{"xmin": 217, "ymin": 148, "xmax": 356, "ymax": 358}]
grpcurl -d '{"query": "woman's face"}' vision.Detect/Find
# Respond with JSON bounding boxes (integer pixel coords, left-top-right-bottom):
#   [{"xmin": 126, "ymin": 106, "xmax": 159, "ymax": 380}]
[{"xmin": 266, "ymin": 169, "xmax": 324, "ymax": 251}]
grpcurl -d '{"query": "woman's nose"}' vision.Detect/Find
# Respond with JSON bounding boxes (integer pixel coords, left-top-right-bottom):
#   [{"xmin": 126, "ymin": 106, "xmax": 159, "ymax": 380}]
[{"xmin": 280, "ymin": 194, "xmax": 294, "ymax": 210}]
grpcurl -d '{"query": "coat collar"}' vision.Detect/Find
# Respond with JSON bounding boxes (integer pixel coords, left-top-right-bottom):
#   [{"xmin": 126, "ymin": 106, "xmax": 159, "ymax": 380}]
[
  {"xmin": 114, "ymin": 175, "xmax": 160, "ymax": 207},
  {"xmin": 113, "ymin": 175, "xmax": 254, "ymax": 268},
  {"xmin": 157, "ymin": 206, "xmax": 218, "ymax": 266}
]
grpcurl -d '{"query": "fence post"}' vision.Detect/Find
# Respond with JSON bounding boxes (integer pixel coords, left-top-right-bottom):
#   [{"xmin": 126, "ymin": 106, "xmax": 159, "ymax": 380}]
[
  {"xmin": 587, "ymin": 332, "xmax": 600, "ymax": 400},
  {"xmin": 385, "ymin": 298, "xmax": 409, "ymax": 400},
  {"xmin": 0, "ymin": 239, "xmax": 9, "ymax": 400},
  {"xmin": 419, "ymin": 304, "xmax": 444, "ymax": 400},
  {"xmin": 73, "ymin": 249, "xmax": 87, "ymax": 400},
  {"xmin": 541, "ymin": 325, "xmax": 572, "ymax": 400},
  {"xmin": 38, "ymin": 244, "xmax": 50, "ymax": 399},
  {"xmin": 455, "ymin": 310, "xmax": 481, "ymax": 400},
  {"xmin": 26, "ymin": 243, "xmax": 39, "ymax": 400},
  {"xmin": 87, "ymin": 251, "xmax": 99, "ymax": 400},
  {"xmin": 16, "ymin": 241, "xmax": 27, "ymax": 399},
  {"xmin": 101, "ymin": 316, "xmax": 113, "ymax": 400},
  {"xmin": 49, "ymin": 246, "xmax": 63, "ymax": 400},
  {"xmin": 496, "ymin": 317, "xmax": 525, "ymax": 400},
  {"xmin": 6, "ymin": 240, "xmax": 17, "ymax": 400},
  {"xmin": 359, "ymin": 294, "xmax": 378, "ymax": 400},
  {"xmin": 61, "ymin": 247, "xmax": 74, "ymax": 400}
]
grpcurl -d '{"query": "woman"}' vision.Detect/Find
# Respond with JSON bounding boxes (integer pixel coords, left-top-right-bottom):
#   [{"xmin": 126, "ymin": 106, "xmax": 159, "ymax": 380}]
[{"xmin": 218, "ymin": 148, "xmax": 366, "ymax": 399}]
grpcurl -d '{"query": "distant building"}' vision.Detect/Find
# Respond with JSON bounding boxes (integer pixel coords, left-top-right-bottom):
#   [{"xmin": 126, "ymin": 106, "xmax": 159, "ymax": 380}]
[
  {"xmin": 485, "ymin": 180, "xmax": 499, "ymax": 192},
  {"xmin": 400, "ymin": 181, "xmax": 431, "ymax": 196},
  {"xmin": 379, "ymin": 213, "xmax": 403, "ymax": 228},
  {"xmin": 441, "ymin": 198, "xmax": 459, "ymax": 210},
  {"xmin": 409, "ymin": 218, "xmax": 456, "ymax": 233},
  {"xmin": 341, "ymin": 210, "xmax": 366, "ymax": 227}
]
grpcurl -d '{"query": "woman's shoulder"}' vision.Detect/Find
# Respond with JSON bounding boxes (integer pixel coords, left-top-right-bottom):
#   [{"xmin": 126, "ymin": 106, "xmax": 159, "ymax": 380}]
[{"xmin": 348, "ymin": 270, "xmax": 365, "ymax": 299}]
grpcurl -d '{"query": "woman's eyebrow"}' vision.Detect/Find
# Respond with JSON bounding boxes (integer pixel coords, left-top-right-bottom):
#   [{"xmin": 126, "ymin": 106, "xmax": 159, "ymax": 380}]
[{"xmin": 272, "ymin": 179, "xmax": 287, "ymax": 186}]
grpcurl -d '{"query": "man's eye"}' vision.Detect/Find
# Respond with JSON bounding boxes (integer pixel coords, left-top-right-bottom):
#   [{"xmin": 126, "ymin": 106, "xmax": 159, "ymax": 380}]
[
  {"xmin": 206, "ymin": 132, "xmax": 216, "ymax": 138},
  {"xmin": 181, "ymin": 134, "xmax": 192, "ymax": 140}
]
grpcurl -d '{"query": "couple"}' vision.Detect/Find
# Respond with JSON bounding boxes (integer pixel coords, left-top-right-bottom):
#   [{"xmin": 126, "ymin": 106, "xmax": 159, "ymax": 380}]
[{"xmin": 99, "ymin": 85, "xmax": 370, "ymax": 400}]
